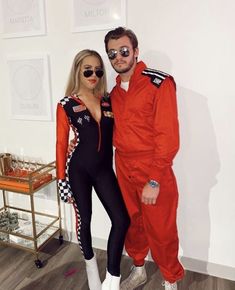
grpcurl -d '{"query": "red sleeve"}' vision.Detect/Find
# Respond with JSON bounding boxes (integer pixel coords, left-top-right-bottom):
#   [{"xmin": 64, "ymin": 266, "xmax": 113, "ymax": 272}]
[
  {"xmin": 148, "ymin": 77, "xmax": 179, "ymax": 183},
  {"xmin": 56, "ymin": 103, "xmax": 70, "ymax": 180}
]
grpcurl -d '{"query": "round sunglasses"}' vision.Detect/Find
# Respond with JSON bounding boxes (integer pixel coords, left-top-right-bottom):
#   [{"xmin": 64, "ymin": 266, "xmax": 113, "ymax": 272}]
[
  {"xmin": 83, "ymin": 69, "xmax": 104, "ymax": 78},
  {"xmin": 107, "ymin": 46, "xmax": 130, "ymax": 60}
]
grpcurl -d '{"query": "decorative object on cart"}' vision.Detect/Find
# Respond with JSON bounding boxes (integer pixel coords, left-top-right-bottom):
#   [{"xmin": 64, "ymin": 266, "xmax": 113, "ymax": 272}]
[
  {"xmin": 0, "ymin": 211, "xmax": 19, "ymax": 230},
  {"xmin": 0, "ymin": 158, "xmax": 63, "ymax": 268},
  {"xmin": 0, "ymin": 153, "xmax": 53, "ymax": 193},
  {"xmin": 0, "ymin": 153, "xmax": 12, "ymax": 175},
  {"xmin": 0, "ymin": 211, "xmax": 19, "ymax": 242}
]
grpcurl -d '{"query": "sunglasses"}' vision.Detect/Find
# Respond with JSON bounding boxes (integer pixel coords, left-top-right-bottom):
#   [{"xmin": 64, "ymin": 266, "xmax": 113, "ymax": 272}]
[
  {"xmin": 83, "ymin": 69, "xmax": 104, "ymax": 78},
  {"xmin": 107, "ymin": 46, "xmax": 130, "ymax": 60}
]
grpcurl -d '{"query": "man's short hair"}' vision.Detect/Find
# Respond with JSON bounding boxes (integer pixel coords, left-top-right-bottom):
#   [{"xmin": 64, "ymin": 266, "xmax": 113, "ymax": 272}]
[{"xmin": 104, "ymin": 27, "xmax": 138, "ymax": 52}]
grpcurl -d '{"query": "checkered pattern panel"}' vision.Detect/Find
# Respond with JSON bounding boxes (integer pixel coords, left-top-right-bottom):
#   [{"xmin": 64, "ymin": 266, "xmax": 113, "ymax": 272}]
[
  {"xmin": 59, "ymin": 96, "xmax": 70, "ymax": 107},
  {"xmin": 72, "ymin": 201, "xmax": 84, "ymax": 255},
  {"xmin": 57, "ymin": 179, "xmax": 72, "ymax": 202}
]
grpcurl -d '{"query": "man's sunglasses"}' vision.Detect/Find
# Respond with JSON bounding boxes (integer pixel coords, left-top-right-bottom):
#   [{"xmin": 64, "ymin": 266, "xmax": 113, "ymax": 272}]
[
  {"xmin": 83, "ymin": 69, "xmax": 104, "ymax": 78},
  {"xmin": 107, "ymin": 46, "xmax": 130, "ymax": 60}
]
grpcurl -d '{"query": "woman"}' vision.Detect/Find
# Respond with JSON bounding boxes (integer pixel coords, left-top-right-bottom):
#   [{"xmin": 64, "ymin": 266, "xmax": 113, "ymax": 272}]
[{"xmin": 56, "ymin": 49, "xmax": 130, "ymax": 290}]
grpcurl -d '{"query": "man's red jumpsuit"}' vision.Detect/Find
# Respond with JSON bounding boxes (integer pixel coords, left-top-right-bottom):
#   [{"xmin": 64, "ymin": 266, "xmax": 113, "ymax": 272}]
[{"xmin": 110, "ymin": 61, "xmax": 184, "ymax": 283}]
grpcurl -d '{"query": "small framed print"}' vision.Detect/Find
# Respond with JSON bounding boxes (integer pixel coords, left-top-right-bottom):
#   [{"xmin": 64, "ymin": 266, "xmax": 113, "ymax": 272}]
[
  {"xmin": 72, "ymin": 0, "xmax": 126, "ymax": 32},
  {"xmin": 0, "ymin": 0, "xmax": 46, "ymax": 38},
  {"xmin": 7, "ymin": 54, "xmax": 52, "ymax": 121}
]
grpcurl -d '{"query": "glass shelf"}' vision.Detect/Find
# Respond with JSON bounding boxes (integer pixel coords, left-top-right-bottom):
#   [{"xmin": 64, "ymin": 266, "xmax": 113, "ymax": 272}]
[{"xmin": 0, "ymin": 209, "xmax": 60, "ymax": 250}]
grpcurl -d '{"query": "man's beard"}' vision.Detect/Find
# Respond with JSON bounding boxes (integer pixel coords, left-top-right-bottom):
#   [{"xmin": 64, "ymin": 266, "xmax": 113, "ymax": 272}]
[{"xmin": 112, "ymin": 56, "xmax": 135, "ymax": 74}]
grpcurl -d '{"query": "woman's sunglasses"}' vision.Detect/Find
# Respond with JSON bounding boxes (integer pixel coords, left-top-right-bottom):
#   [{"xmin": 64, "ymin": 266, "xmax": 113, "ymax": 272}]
[
  {"xmin": 107, "ymin": 46, "xmax": 130, "ymax": 60},
  {"xmin": 83, "ymin": 69, "xmax": 104, "ymax": 78}
]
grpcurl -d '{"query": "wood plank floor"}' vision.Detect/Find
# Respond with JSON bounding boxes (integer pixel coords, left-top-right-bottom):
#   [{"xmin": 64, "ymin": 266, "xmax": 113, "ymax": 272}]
[{"xmin": 0, "ymin": 239, "xmax": 234, "ymax": 290}]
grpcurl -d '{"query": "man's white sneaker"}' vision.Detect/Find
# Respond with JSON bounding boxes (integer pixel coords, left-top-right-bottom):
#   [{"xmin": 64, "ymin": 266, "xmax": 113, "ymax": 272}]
[
  {"xmin": 120, "ymin": 265, "xmax": 147, "ymax": 290},
  {"xmin": 162, "ymin": 281, "xmax": 177, "ymax": 290}
]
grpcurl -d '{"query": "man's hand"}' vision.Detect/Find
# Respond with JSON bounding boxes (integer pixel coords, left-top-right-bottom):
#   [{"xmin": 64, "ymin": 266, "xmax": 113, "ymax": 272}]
[
  {"xmin": 68, "ymin": 138, "xmax": 76, "ymax": 154},
  {"xmin": 141, "ymin": 183, "xmax": 160, "ymax": 205}
]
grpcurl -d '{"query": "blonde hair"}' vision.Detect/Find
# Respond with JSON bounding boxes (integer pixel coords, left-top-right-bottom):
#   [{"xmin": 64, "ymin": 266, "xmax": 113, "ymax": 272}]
[{"xmin": 65, "ymin": 49, "xmax": 107, "ymax": 97}]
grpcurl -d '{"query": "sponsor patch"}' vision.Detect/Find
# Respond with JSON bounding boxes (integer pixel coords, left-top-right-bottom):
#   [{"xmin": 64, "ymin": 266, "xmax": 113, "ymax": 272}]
[
  {"xmin": 153, "ymin": 77, "xmax": 162, "ymax": 85},
  {"xmin": 73, "ymin": 105, "xmax": 86, "ymax": 113},
  {"xmin": 101, "ymin": 102, "xmax": 110, "ymax": 107},
  {"xmin": 103, "ymin": 111, "xmax": 114, "ymax": 118}
]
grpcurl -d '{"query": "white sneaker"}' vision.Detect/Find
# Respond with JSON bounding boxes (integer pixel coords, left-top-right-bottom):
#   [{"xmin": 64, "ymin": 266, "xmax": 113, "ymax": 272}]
[
  {"xmin": 162, "ymin": 281, "xmax": 177, "ymax": 290},
  {"xmin": 102, "ymin": 270, "xmax": 121, "ymax": 290},
  {"xmin": 120, "ymin": 265, "xmax": 147, "ymax": 290},
  {"xmin": 85, "ymin": 254, "xmax": 101, "ymax": 290}
]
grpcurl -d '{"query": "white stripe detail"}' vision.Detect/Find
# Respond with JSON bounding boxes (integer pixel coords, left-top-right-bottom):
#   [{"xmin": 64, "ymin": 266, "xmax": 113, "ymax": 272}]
[
  {"xmin": 144, "ymin": 68, "xmax": 169, "ymax": 76},
  {"xmin": 142, "ymin": 70, "xmax": 165, "ymax": 80}
]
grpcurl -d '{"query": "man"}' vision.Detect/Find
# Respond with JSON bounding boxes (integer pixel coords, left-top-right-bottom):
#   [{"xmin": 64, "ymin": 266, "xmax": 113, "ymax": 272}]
[{"xmin": 104, "ymin": 27, "xmax": 184, "ymax": 290}]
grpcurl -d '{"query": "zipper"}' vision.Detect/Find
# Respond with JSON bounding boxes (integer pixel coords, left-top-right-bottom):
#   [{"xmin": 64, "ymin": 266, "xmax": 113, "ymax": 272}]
[
  {"xmin": 72, "ymin": 95, "xmax": 102, "ymax": 152},
  {"xmin": 97, "ymin": 122, "xmax": 101, "ymax": 152}
]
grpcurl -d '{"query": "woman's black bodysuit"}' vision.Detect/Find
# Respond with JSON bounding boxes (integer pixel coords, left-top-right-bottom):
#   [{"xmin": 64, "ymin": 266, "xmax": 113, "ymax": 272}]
[{"xmin": 56, "ymin": 94, "xmax": 129, "ymax": 276}]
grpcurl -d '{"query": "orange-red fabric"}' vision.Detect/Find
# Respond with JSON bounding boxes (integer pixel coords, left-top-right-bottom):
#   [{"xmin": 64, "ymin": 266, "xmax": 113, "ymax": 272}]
[
  {"xmin": 111, "ymin": 61, "xmax": 179, "ymax": 183},
  {"xmin": 115, "ymin": 152, "xmax": 184, "ymax": 283},
  {"xmin": 56, "ymin": 103, "xmax": 70, "ymax": 180},
  {"xmin": 111, "ymin": 61, "xmax": 184, "ymax": 283}
]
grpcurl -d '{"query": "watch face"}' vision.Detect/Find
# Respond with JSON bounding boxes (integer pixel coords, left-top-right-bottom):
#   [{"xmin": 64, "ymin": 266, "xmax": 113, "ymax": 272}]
[{"xmin": 148, "ymin": 180, "xmax": 159, "ymax": 188}]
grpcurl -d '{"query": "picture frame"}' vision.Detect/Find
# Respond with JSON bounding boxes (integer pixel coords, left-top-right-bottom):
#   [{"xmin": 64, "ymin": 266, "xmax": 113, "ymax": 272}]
[
  {"xmin": 0, "ymin": 0, "xmax": 46, "ymax": 38},
  {"xmin": 71, "ymin": 0, "xmax": 126, "ymax": 32},
  {"xmin": 7, "ymin": 54, "xmax": 52, "ymax": 121}
]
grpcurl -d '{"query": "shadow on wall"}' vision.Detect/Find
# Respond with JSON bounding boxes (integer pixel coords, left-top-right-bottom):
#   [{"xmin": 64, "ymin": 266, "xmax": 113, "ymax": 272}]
[
  {"xmin": 175, "ymin": 86, "xmax": 220, "ymax": 274},
  {"xmin": 142, "ymin": 50, "xmax": 220, "ymax": 274},
  {"xmin": 141, "ymin": 50, "xmax": 173, "ymax": 73}
]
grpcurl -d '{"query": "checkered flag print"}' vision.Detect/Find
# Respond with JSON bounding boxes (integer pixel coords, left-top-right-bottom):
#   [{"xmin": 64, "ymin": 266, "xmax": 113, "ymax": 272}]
[
  {"xmin": 57, "ymin": 179, "xmax": 73, "ymax": 203},
  {"xmin": 59, "ymin": 96, "xmax": 70, "ymax": 106}
]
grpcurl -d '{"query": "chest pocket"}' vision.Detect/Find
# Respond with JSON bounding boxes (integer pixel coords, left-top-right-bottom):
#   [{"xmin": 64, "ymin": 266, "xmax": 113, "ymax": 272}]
[{"xmin": 126, "ymin": 86, "xmax": 154, "ymax": 121}]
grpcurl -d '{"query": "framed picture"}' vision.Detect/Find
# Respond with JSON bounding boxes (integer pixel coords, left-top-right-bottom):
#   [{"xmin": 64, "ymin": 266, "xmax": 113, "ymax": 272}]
[
  {"xmin": 7, "ymin": 54, "xmax": 52, "ymax": 121},
  {"xmin": 72, "ymin": 0, "xmax": 126, "ymax": 32},
  {"xmin": 0, "ymin": 0, "xmax": 46, "ymax": 38}
]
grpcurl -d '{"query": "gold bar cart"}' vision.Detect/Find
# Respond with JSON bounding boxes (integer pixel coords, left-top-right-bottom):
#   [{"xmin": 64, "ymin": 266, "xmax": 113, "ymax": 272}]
[{"xmin": 0, "ymin": 160, "xmax": 63, "ymax": 268}]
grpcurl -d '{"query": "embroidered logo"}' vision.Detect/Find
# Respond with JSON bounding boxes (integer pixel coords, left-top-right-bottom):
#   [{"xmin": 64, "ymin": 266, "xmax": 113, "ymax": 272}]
[
  {"xmin": 153, "ymin": 77, "xmax": 162, "ymax": 85},
  {"xmin": 101, "ymin": 102, "xmax": 110, "ymax": 107},
  {"xmin": 103, "ymin": 111, "xmax": 114, "ymax": 118},
  {"xmin": 77, "ymin": 117, "xmax": 83, "ymax": 124},
  {"xmin": 84, "ymin": 115, "xmax": 90, "ymax": 122},
  {"xmin": 73, "ymin": 105, "xmax": 86, "ymax": 113}
]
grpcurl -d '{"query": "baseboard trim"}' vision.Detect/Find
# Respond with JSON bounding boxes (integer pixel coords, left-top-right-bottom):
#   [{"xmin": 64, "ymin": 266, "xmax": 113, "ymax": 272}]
[{"xmin": 180, "ymin": 256, "xmax": 235, "ymax": 281}]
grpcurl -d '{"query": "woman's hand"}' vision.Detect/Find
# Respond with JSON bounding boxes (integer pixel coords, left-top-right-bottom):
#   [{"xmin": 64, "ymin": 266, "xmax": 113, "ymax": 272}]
[{"xmin": 68, "ymin": 138, "xmax": 76, "ymax": 154}]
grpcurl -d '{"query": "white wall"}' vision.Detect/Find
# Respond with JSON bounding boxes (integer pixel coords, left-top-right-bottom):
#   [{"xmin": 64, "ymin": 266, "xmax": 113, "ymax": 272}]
[{"xmin": 0, "ymin": 0, "xmax": 235, "ymax": 281}]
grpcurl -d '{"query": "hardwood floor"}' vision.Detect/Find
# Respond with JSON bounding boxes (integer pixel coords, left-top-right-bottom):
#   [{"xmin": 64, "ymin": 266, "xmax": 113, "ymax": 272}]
[{"xmin": 0, "ymin": 239, "xmax": 234, "ymax": 290}]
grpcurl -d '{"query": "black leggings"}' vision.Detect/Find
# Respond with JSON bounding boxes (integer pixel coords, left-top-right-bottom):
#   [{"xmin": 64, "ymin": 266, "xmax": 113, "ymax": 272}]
[{"xmin": 69, "ymin": 167, "xmax": 130, "ymax": 276}]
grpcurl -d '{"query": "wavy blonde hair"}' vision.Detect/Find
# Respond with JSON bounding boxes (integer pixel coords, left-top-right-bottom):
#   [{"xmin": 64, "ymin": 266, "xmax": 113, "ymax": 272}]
[{"xmin": 65, "ymin": 49, "xmax": 107, "ymax": 97}]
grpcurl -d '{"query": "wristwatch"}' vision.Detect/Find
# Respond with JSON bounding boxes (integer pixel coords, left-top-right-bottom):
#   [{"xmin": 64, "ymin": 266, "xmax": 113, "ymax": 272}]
[{"xmin": 148, "ymin": 179, "xmax": 160, "ymax": 188}]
